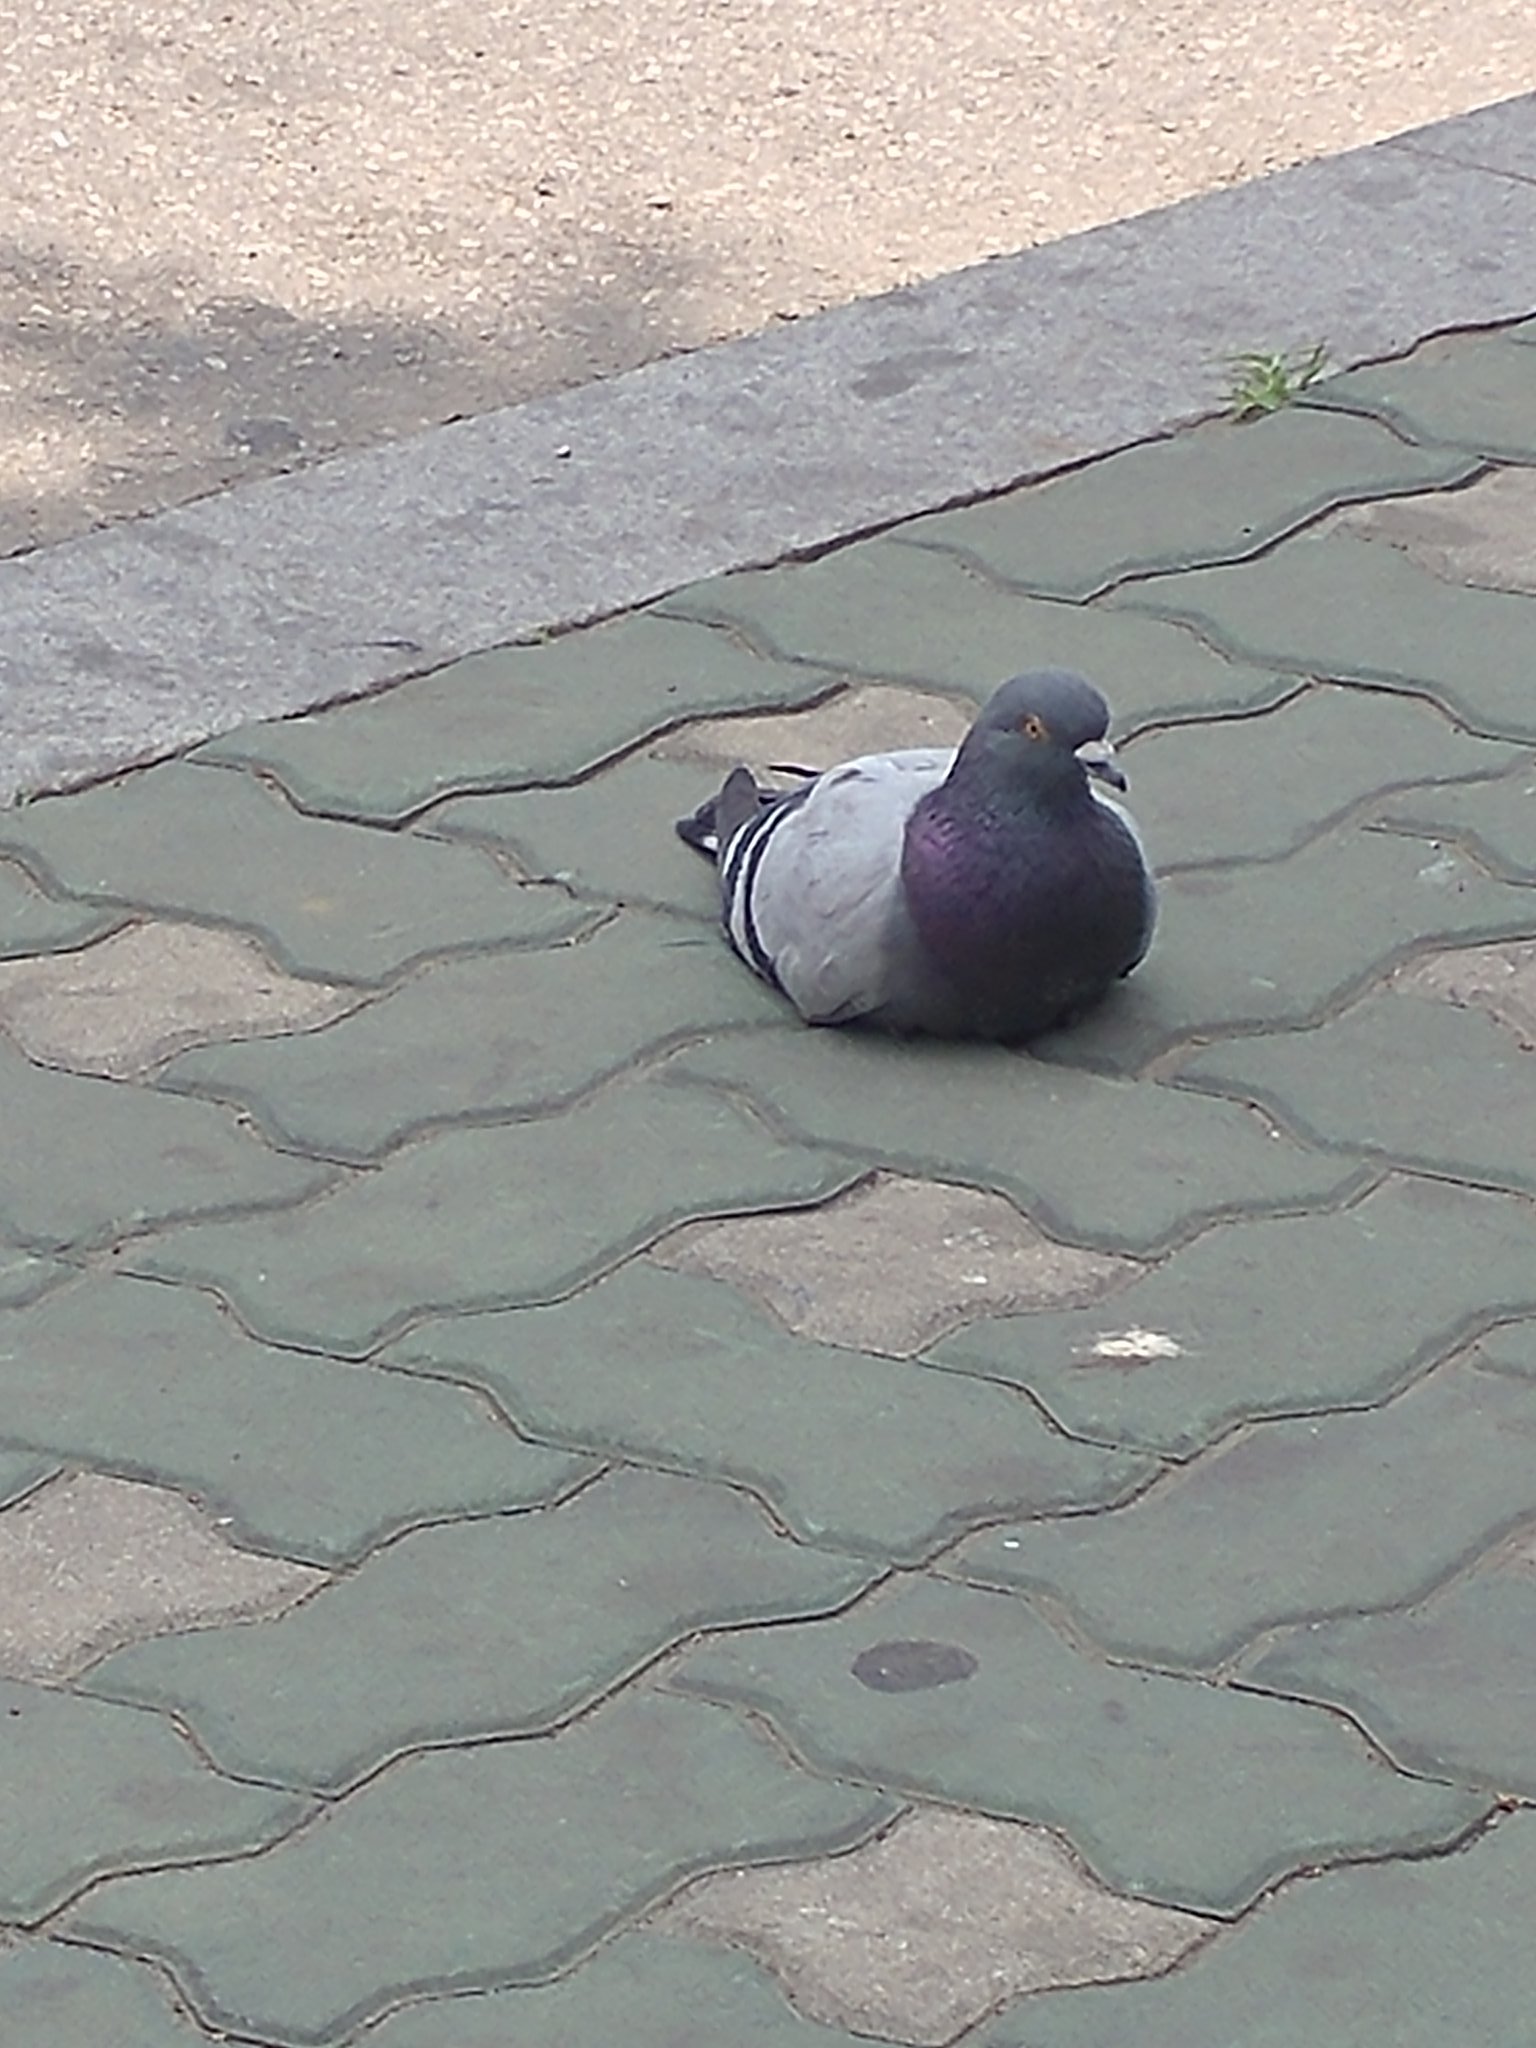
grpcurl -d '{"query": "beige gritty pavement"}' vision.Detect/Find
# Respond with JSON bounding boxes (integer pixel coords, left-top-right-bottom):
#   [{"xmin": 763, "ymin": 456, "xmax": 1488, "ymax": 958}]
[{"xmin": 4, "ymin": 0, "xmax": 1535, "ymax": 557}]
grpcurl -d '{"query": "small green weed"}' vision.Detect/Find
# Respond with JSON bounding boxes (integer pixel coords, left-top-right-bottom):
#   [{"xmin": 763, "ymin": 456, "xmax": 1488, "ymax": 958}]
[{"xmin": 1224, "ymin": 341, "xmax": 1331, "ymax": 421}]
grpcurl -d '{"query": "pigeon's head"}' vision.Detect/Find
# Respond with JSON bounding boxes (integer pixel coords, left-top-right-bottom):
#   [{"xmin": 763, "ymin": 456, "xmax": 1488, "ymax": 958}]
[{"xmin": 965, "ymin": 669, "xmax": 1127, "ymax": 794}]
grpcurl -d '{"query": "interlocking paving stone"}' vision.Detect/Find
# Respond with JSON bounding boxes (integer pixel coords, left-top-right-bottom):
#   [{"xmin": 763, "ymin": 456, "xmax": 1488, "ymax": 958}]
[
  {"xmin": 674, "ymin": 1033, "xmax": 1365, "ymax": 1255},
  {"xmin": 386, "ymin": 1263, "xmax": 1153, "ymax": 1563},
  {"xmin": 1331, "ymin": 467, "xmax": 1536, "ymax": 596},
  {"xmin": 192, "ymin": 615, "xmax": 842, "ymax": 822},
  {"xmin": 946, "ymin": 1363, "xmax": 1536, "ymax": 1669},
  {"xmin": 895, "ymin": 410, "xmax": 1479, "ymax": 598},
  {"xmin": 1034, "ymin": 828, "xmax": 1536, "ymax": 1075},
  {"xmin": 0, "ymin": 1036, "xmax": 331, "ymax": 1256},
  {"xmin": 1306, "ymin": 330, "xmax": 1536, "ymax": 461},
  {"xmin": 668, "ymin": 1577, "xmax": 1486, "ymax": 1916},
  {"xmin": 0, "ymin": 1473, "xmax": 325, "ymax": 1681},
  {"xmin": 158, "ymin": 915, "xmax": 785, "ymax": 1161},
  {"xmin": 68, "ymin": 1690, "xmax": 896, "ymax": 2045},
  {"xmin": 0, "ymin": 1679, "xmax": 306, "ymax": 1924},
  {"xmin": 1378, "ymin": 757, "xmax": 1536, "ymax": 879},
  {"xmin": 1178, "ymin": 989, "xmax": 1536, "ymax": 1194},
  {"xmin": 0, "ymin": 765, "xmax": 593, "ymax": 982},
  {"xmin": 0, "ymin": 1451, "xmax": 58, "ymax": 1506},
  {"xmin": 82, "ymin": 1468, "xmax": 874, "ymax": 1790},
  {"xmin": 1399, "ymin": 938, "xmax": 1536, "ymax": 1047},
  {"xmin": 0, "ymin": 923, "xmax": 366, "ymax": 1080},
  {"xmin": 659, "ymin": 1808, "xmax": 1210, "ymax": 2045},
  {"xmin": 0, "ymin": 1276, "xmax": 589, "ymax": 1564},
  {"xmin": 1118, "ymin": 685, "xmax": 1519, "ymax": 870},
  {"xmin": 658, "ymin": 683, "xmax": 972, "ymax": 768},
  {"xmin": 0, "ymin": 1248, "xmax": 63, "ymax": 1308},
  {"xmin": 0, "ymin": 859, "xmax": 123, "ymax": 960},
  {"xmin": 930, "ymin": 1177, "xmax": 1536, "ymax": 1454},
  {"xmin": 1248, "ymin": 1524, "xmax": 1536, "ymax": 1797},
  {"xmin": 650, "ymin": 1174, "xmax": 1136, "ymax": 1357},
  {"xmin": 2, "ymin": 1940, "xmax": 241, "ymax": 2048},
  {"xmin": 354, "ymin": 1935, "xmax": 873, "ymax": 2048},
  {"xmin": 660, "ymin": 542, "xmax": 1297, "ymax": 732},
  {"xmin": 123, "ymin": 1077, "xmax": 859, "ymax": 1353},
  {"xmin": 974, "ymin": 1812, "xmax": 1536, "ymax": 2048},
  {"xmin": 1107, "ymin": 530, "xmax": 1536, "ymax": 741}
]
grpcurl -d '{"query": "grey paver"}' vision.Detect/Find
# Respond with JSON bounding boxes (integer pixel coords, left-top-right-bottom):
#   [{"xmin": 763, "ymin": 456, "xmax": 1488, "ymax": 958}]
[
  {"xmin": 0, "ymin": 763, "xmax": 594, "ymax": 982},
  {"xmin": 0, "ymin": 1451, "xmax": 59, "ymax": 1506},
  {"xmin": 930, "ymin": 1176, "xmax": 1536, "ymax": 1454},
  {"xmin": 1378, "ymin": 756, "xmax": 1536, "ymax": 878},
  {"xmin": 68, "ymin": 1690, "xmax": 895, "ymax": 2045},
  {"xmin": 0, "ymin": 859, "xmax": 123, "ymax": 959},
  {"xmin": 1306, "ymin": 329, "xmax": 1536, "ymax": 460},
  {"xmin": 157, "ymin": 913, "xmax": 785, "ymax": 1161},
  {"xmin": 387, "ymin": 1262, "xmax": 1154, "ymax": 1563},
  {"xmin": 192, "ymin": 616, "xmax": 842, "ymax": 823},
  {"xmin": 1, "ymin": 1940, "xmax": 243, "ymax": 2048},
  {"xmin": 947, "ymin": 1363, "xmax": 1536, "ymax": 1668},
  {"xmin": 0, "ymin": 1679, "xmax": 306, "ymax": 1924},
  {"xmin": 673, "ymin": 1031, "xmax": 1366, "ymax": 1255},
  {"xmin": 0, "ymin": 1275, "xmax": 590, "ymax": 1564},
  {"xmin": 122, "ymin": 1076, "xmax": 860, "ymax": 1352},
  {"xmin": 82, "ymin": 1467, "xmax": 875, "ymax": 1790},
  {"xmin": 897, "ymin": 409, "xmax": 1479, "ymax": 598},
  {"xmin": 1332, "ymin": 466, "xmax": 1536, "ymax": 595},
  {"xmin": 975, "ymin": 1813, "xmax": 1536, "ymax": 2048},
  {"xmin": 669, "ymin": 1576, "xmax": 1487, "ymax": 1916},
  {"xmin": 0, "ymin": 1249, "xmax": 63, "ymax": 1308}
]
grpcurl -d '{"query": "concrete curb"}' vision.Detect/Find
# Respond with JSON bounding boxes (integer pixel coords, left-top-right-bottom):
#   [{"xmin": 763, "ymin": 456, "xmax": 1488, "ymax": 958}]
[{"xmin": 4, "ymin": 93, "xmax": 1535, "ymax": 804}]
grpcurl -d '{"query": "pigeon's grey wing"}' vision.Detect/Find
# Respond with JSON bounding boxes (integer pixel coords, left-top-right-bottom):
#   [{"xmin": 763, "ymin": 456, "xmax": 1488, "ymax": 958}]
[
  {"xmin": 1091, "ymin": 785, "xmax": 1159, "ymax": 970},
  {"xmin": 721, "ymin": 748, "xmax": 954, "ymax": 1022}
]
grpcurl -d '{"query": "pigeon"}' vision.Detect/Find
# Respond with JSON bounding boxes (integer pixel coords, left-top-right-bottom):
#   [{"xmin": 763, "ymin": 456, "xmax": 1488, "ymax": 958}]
[{"xmin": 675, "ymin": 668, "xmax": 1155, "ymax": 1041}]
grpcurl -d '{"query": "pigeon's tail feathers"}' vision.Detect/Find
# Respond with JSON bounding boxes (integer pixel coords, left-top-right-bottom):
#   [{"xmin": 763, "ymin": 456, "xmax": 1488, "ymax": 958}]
[{"xmin": 674, "ymin": 766, "xmax": 777, "ymax": 862}]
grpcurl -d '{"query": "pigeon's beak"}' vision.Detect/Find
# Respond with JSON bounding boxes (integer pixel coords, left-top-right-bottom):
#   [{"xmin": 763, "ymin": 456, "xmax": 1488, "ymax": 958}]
[{"xmin": 1077, "ymin": 738, "xmax": 1128, "ymax": 792}]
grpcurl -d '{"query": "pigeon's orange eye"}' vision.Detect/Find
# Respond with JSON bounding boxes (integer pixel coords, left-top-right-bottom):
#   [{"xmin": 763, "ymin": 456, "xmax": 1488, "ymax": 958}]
[{"xmin": 1019, "ymin": 713, "xmax": 1049, "ymax": 741}]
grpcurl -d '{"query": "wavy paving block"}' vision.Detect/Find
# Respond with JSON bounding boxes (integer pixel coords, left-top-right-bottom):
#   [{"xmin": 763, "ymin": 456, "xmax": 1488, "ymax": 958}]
[
  {"xmin": 0, "ymin": 1276, "xmax": 589, "ymax": 1564},
  {"xmin": 1106, "ymin": 531, "xmax": 1536, "ymax": 741},
  {"xmin": 896, "ymin": 408, "xmax": 1477, "ymax": 597},
  {"xmin": 931, "ymin": 1176, "xmax": 1536, "ymax": 1454},
  {"xmin": 0, "ymin": 859, "xmax": 122, "ymax": 960},
  {"xmin": 192, "ymin": 615, "xmax": 842, "ymax": 822},
  {"xmin": 974, "ymin": 1812, "xmax": 1536, "ymax": 2047},
  {"xmin": 674, "ymin": 1032, "xmax": 1364, "ymax": 1256},
  {"xmin": 386, "ymin": 1263, "xmax": 1154, "ymax": 1564},
  {"xmin": 1035, "ymin": 828, "xmax": 1536, "ymax": 1075},
  {"xmin": 0, "ymin": 1679, "xmax": 306, "ymax": 1924},
  {"xmin": 1377, "ymin": 759, "xmax": 1536, "ymax": 880},
  {"xmin": 947, "ymin": 1362, "xmax": 1536, "ymax": 1668},
  {"xmin": 68, "ymin": 1690, "xmax": 895, "ymax": 2046},
  {"xmin": 658, "ymin": 683, "xmax": 972, "ymax": 769},
  {"xmin": 0, "ymin": 1036, "xmax": 331, "ymax": 1257},
  {"xmin": 1306, "ymin": 330, "xmax": 1536, "ymax": 460},
  {"xmin": 0, "ymin": 764, "xmax": 592, "ymax": 981},
  {"xmin": 123, "ymin": 1078, "xmax": 859, "ymax": 1353},
  {"xmin": 1331, "ymin": 467, "xmax": 1536, "ymax": 597},
  {"xmin": 669, "ymin": 1577, "xmax": 1485, "ymax": 1916},
  {"xmin": 159, "ymin": 914, "xmax": 785, "ymax": 1160},
  {"xmin": 3, "ymin": 1940, "xmax": 230, "ymax": 2048},
  {"xmin": 1247, "ymin": 1525, "xmax": 1536, "ymax": 1797},
  {"xmin": 0, "ymin": 1451, "xmax": 58, "ymax": 1506},
  {"xmin": 660, "ymin": 542, "xmax": 1296, "ymax": 731},
  {"xmin": 1178, "ymin": 989, "xmax": 1536, "ymax": 1194},
  {"xmin": 82, "ymin": 1467, "xmax": 874, "ymax": 1790},
  {"xmin": 0, "ymin": 1249, "xmax": 62, "ymax": 1308}
]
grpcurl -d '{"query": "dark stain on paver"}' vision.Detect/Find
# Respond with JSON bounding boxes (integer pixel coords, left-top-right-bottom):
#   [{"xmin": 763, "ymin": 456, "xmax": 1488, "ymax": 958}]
[{"xmin": 851, "ymin": 1640, "xmax": 980, "ymax": 1692}]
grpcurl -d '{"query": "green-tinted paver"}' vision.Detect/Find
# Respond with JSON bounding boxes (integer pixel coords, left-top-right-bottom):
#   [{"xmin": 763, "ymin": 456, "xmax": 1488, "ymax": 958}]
[
  {"xmin": 0, "ymin": 764, "xmax": 594, "ymax": 982},
  {"xmin": 0, "ymin": 1248, "xmax": 63, "ymax": 1308},
  {"xmin": 674, "ymin": 1032, "xmax": 1365, "ymax": 1256},
  {"xmin": 948, "ymin": 1362, "xmax": 1536, "ymax": 1668},
  {"xmin": 1107, "ymin": 530, "xmax": 1536, "ymax": 740},
  {"xmin": 1306, "ymin": 329, "xmax": 1536, "ymax": 461},
  {"xmin": 979, "ymin": 1812, "xmax": 1536, "ymax": 2048},
  {"xmin": 1248, "ymin": 1542, "xmax": 1536, "ymax": 1796},
  {"xmin": 0, "ymin": 1450, "xmax": 59, "ymax": 1505},
  {"xmin": 364, "ymin": 1934, "xmax": 871, "ymax": 2048},
  {"xmin": 84, "ymin": 1467, "xmax": 875, "ymax": 1790},
  {"xmin": 159, "ymin": 914, "xmax": 784, "ymax": 1161},
  {"xmin": 1037, "ymin": 827, "xmax": 1536, "ymax": 1075},
  {"xmin": 124, "ymin": 1077, "xmax": 859, "ymax": 1353},
  {"xmin": 69, "ymin": 1690, "xmax": 895, "ymax": 2046},
  {"xmin": 0, "ymin": 1678, "xmax": 305, "ymax": 1924},
  {"xmin": 0, "ymin": 1275, "xmax": 590, "ymax": 1564},
  {"xmin": 193, "ymin": 615, "xmax": 842, "ymax": 822},
  {"xmin": 670, "ymin": 1577, "xmax": 1485, "ymax": 1916},
  {"xmin": 898, "ymin": 408, "xmax": 1479, "ymax": 597},
  {"xmin": 931, "ymin": 1176, "xmax": 1536, "ymax": 1454},
  {"xmin": 1179, "ymin": 989, "xmax": 1536, "ymax": 1194},
  {"xmin": 0, "ymin": 859, "xmax": 123, "ymax": 959},
  {"xmin": 661, "ymin": 540, "xmax": 1297, "ymax": 731},
  {"xmin": 0, "ymin": 1037, "xmax": 331, "ymax": 1256},
  {"xmin": 1378, "ymin": 759, "xmax": 1536, "ymax": 880},
  {"xmin": 386, "ymin": 1263, "xmax": 1155, "ymax": 1563},
  {"xmin": 2, "ymin": 1940, "xmax": 240, "ymax": 2048},
  {"xmin": 1118, "ymin": 684, "xmax": 1518, "ymax": 869}
]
